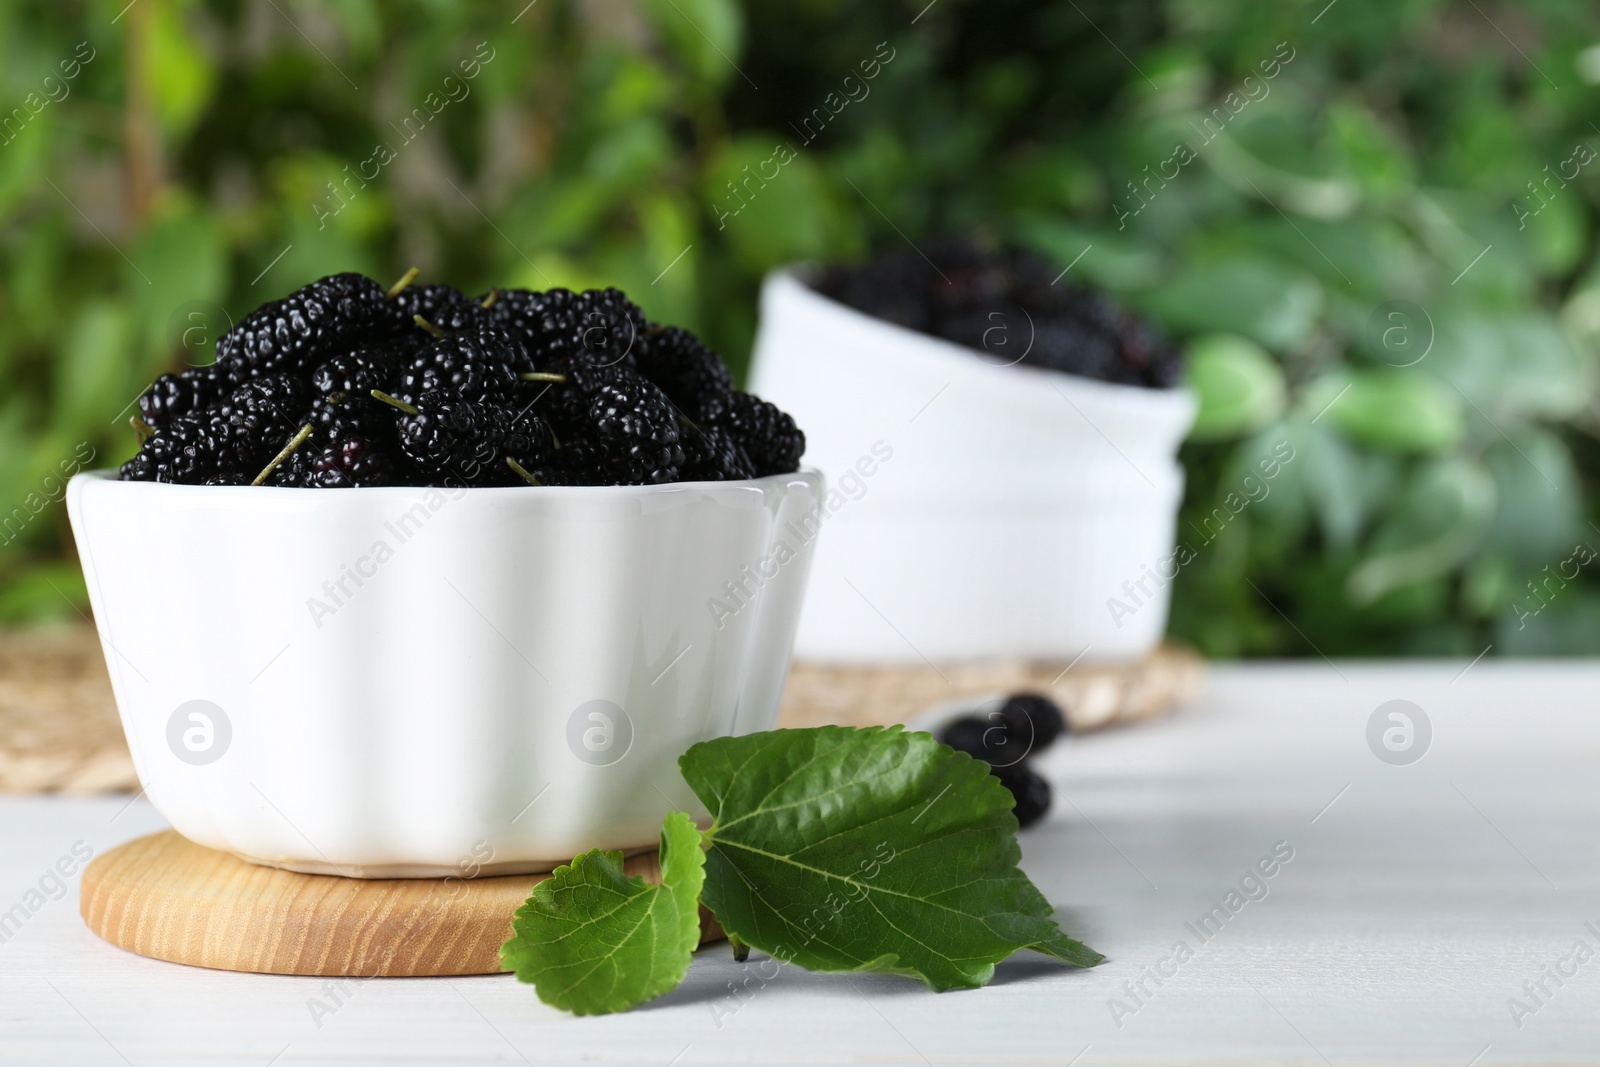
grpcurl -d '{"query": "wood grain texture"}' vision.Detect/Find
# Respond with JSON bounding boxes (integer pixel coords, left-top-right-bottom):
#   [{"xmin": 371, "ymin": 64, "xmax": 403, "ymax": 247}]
[{"xmin": 80, "ymin": 830, "xmax": 723, "ymax": 976}]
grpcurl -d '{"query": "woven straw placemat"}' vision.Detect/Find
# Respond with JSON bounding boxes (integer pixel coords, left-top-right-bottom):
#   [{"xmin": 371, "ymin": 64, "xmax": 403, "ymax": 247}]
[
  {"xmin": 0, "ymin": 626, "xmax": 138, "ymax": 793},
  {"xmin": 0, "ymin": 626, "xmax": 1201, "ymax": 794},
  {"xmin": 779, "ymin": 643, "xmax": 1204, "ymax": 734}
]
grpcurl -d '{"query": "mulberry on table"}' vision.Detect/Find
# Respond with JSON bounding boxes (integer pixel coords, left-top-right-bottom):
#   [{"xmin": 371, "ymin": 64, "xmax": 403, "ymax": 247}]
[
  {"xmin": 120, "ymin": 272, "xmax": 805, "ymax": 488},
  {"xmin": 938, "ymin": 692, "xmax": 1070, "ymax": 829}
]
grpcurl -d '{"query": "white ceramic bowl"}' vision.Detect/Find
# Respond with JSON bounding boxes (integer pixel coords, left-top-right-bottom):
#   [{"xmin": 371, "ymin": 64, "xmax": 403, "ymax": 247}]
[
  {"xmin": 749, "ymin": 269, "xmax": 1195, "ymax": 664},
  {"xmin": 67, "ymin": 470, "xmax": 822, "ymax": 877}
]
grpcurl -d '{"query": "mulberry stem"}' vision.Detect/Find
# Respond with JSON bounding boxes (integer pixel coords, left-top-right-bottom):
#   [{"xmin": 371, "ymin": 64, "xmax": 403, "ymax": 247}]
[
  {"xmin": 385, "ymin": 266, "xmax": 420, "ymax": 299},
  {"xmin": 370, "ymin": 389, "xmax": 419, "ymax": 415},
  {"xmin": 252, "ymin": 423, "xmax": 314, "ymax": 486},
  {"xmin": 505, "ymin": 457, "xmax": 542, "ymax": 486}
]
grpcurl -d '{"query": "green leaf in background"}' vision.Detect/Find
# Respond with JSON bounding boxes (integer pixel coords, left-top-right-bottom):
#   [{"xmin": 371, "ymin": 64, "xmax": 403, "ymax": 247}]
[
  {"xmin": 1499, "ymin": 594, "xmax": 1600, "ymax": 655},
  {"xmin": 1203, "ymin": 130, "xmax": 1361, "ymax": 223},
  {"xmin": 1347, "ymin": 456, "xmax": 1496, "ymax": 605},
  {"xmin": 55, "ymin": 300, "xmax": 133, "ymax": 432},
  {"xmin": 0, "ymin": 403, "xmax": 35, "ymax": 533},
  {"xmin": 1297, "ymin": 422, "xmax": 1382, "ymax": 551},
  {"xmin": 1140, "ymin": 256, "xmax": 1323, "ymax": 350},
  {"xmin": 1523, "ymin": 180, "xmax": 1588, "ymax": 276},
  {"xmin": 151, "ymin": 4, "xmax": 217, "ymax": 141},
  {"xmin": 0, "ymin": 99, "xmax": 49, "ymax": 219},
  {"xmin": 1018, "ymin": 217, "xmax": 1163, "ymax": 291},
  {"xmin": 500, "ymin": 811, "xmax": 706, "ymax": 1016},
  {"xmin": 1326, "ymin": 100, "xmax": 1415, "ymax": 201},
  {"xmin": 0, "ymin": 561, "xmax": 88, "ymax": 625},
  {"xmin": 1328, "ymin": 370, "xmax": 1464, "ymax": 453},
  {"xmin": 1432, "ymin": 311, "xmax": 1588, "ymax": 423},
  {"xmin": 704, "ymin": 137, "xmax": 835, "ymax": 271},
  {"xmin": 1480, "ymin": 429, "xmax": 1582, "ymax": 563},
  {"xmin": 130, "ymin": 207, "xmax": 229, "ymax": 363},
  {"xmin": 645, "ymin": 0, "xmax": 744, "ymax": 90},
  {"xmin": 1185, "ymin": 334, "xmax": 1285, "ymax": 441},
  {"xmin": 1489, "ymin": 315, "xmax": 1589, "ymax": 422},
  {"xmin": 681, "ymin": 726, "xmax": 1103, "ymax": 990}
]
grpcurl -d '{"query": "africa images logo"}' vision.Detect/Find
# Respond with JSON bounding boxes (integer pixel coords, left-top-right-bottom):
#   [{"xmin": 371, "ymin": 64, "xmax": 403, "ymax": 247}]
[
  {"xmin": 566, "ymin": 700, "xmax": 634, "ymax": 767},
  {"xmin": 166, "ymin": 700, "xmax": 232, "ymax": 766},
  {"xmin": 1366, "ymin": 700, "xmax": 1430, "ymax": 766}
]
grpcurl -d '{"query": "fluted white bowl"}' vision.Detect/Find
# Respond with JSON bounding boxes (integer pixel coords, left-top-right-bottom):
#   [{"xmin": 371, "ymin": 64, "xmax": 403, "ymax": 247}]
[
  {"xmin": 749, "ymin": 269, "xmax": 1195, "ymax": 663},
  {"xmin": 67, "ymin": 470, "xmax": 822, "ymax": 877}
]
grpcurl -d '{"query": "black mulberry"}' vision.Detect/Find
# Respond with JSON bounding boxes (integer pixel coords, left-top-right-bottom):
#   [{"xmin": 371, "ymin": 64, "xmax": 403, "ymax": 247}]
[
  {"xmin": 680, "ymin": 423, "xmax": 755, "ymax": 482},
  {"xmin": 393, "ymin": 391, "xmax": 550, "ymax": 486},
  {"xmin": 311, "ymin": 348, "xmax": 399, "ymax": 396},
  {"xmin": 993, "ymin": 763, "xmax": 1052, "ymax": 828},
  {"xmin": 636, "ymin": 326, "xmax": 734, "ymax": 421},
  {"xmin": 118, "ymin": 409, "xmax": 238, "ymax": 485},
  {"xmin": 391, "ymin": 283, "xmax": 484, "ymax": 335},
  {"xmin": 704, "ymin": 392, "xmax": 804, "ymax": 477},
  {"xmin": 215, "ymin": 272, "xmax": 390, "ymax": 381},
  {"xmin": 295, "ymin": 436, "xmax": 406, "ymax": 489},
  {"xmin": 498, "ymin": 288, "xmax": 643, "ymax": 370},
  {"xmin": 220, "ymin": 375, "xmax": 312, "ymax": 470},
  {"xmin": 578, "ymin": 376, "xmax": 683, "ymax": 484},
  {"xmin": 396, "ymin": 327, "xmax": 520, "ymax": 404},
  {"xmin": 993, "ymin": 693, "xmax": 1068, "ymax": 752},
  {"xmin": 137, "ymin": 366, "xmax": 227, "ymax": 431}
]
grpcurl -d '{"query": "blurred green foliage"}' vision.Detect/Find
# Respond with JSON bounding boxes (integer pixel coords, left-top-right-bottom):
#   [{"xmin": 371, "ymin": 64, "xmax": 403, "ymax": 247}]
[{"xmin": 2, "ymin": 0, "xmax": 1598, "ymax": 655}]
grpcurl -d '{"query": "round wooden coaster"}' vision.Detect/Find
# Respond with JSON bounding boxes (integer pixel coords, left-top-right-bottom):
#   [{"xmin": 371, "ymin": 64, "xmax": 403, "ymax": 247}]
[{"xmin": 81, "ymin": 831, "xmax": 723, "ymax": 977}]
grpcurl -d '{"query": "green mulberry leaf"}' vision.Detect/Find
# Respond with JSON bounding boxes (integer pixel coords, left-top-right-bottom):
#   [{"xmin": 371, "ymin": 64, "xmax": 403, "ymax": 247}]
[
  {"xmin": 681, "ymin": 725, "xmax": 1103, "ymax": 991},
  {"xmin": 500, "ymin": 811, "xmax": 705, "ymax": 1015}
]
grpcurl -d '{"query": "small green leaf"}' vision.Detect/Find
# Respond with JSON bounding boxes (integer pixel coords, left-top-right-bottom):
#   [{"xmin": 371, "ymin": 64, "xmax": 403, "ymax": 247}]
[
  {"xmin": 500, "ymin": 811, "xmax": 706, "ymax": 1016},
  {"xmin": 1016, "ymin": 217, "xmax": 1163, "ymax": 290},
  {"xmin": 1142, "ymin": 256, "xmax": 1324, "ymax": 350},
  {"xmin": 1346, "ymin": 456, "xmax": 1496, "ymax": 605},
  {"xmin": 1329, "ymin": 370, "xmax": 1464, "ymax": 453},
  {"xmin": 54, "ymin": 299, "xmax": 133, "ymax": 429},
  {"xmin": 1184, "ymin": 334, "xmax": 1285, "ymax": 441},
  {"xmin": 151, "ymin": 6, "xmax": 218, "ymax": 140},
  {"xmin": 1481, "ymin": 428, "xmax": 1581, "ymax": 561},
  {"xmin": 645, "ymin": 0, "xmax": 744, "ymax": 88},
  {"xmin": 681, "ymin": 726, "xmax": 1103, "ymax": 992},
  {"xmin": 703, "ymin": 138, "xmax": 835, "ymax": 270},
  {"xmin": 1326, "ymin": 100, "xmax": 1415, "ymax": 199}
]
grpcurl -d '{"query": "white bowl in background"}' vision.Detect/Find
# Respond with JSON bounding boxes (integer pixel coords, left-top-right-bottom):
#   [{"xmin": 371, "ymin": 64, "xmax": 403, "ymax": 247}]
[
  {"xmin": 749, "ymin": 269, "xmax": 1195, "ymax": 664},
  {"xmin": 67, "ymin": 470, "xmax": 822, "ymax": 877}
]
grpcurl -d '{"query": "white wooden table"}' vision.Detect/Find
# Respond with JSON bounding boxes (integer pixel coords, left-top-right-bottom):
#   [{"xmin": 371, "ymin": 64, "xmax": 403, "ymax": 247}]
[{"xmin": 1, "ymin": 661, "xmax": 1596, "ymax": 1065}]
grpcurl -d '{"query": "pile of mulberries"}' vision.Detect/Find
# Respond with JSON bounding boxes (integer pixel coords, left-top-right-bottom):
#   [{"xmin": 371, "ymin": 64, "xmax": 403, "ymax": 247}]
[
  {"xmin": 120, "ymin": 271, "xmax": 804, "ymax": 488},
  {"xmin": 937, "ymin": 692, "xmax": 1069, "ymax": 829},
  {"xmin": 812, "ymin": 239, "xmax": 1182, "ymax": 389}
]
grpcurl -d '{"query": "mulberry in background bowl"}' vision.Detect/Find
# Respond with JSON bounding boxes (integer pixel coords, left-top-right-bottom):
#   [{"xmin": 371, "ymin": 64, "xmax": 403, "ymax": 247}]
[{"xmin": 67, "ymin": 470, "xmax": 821, "ymax": 877}]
